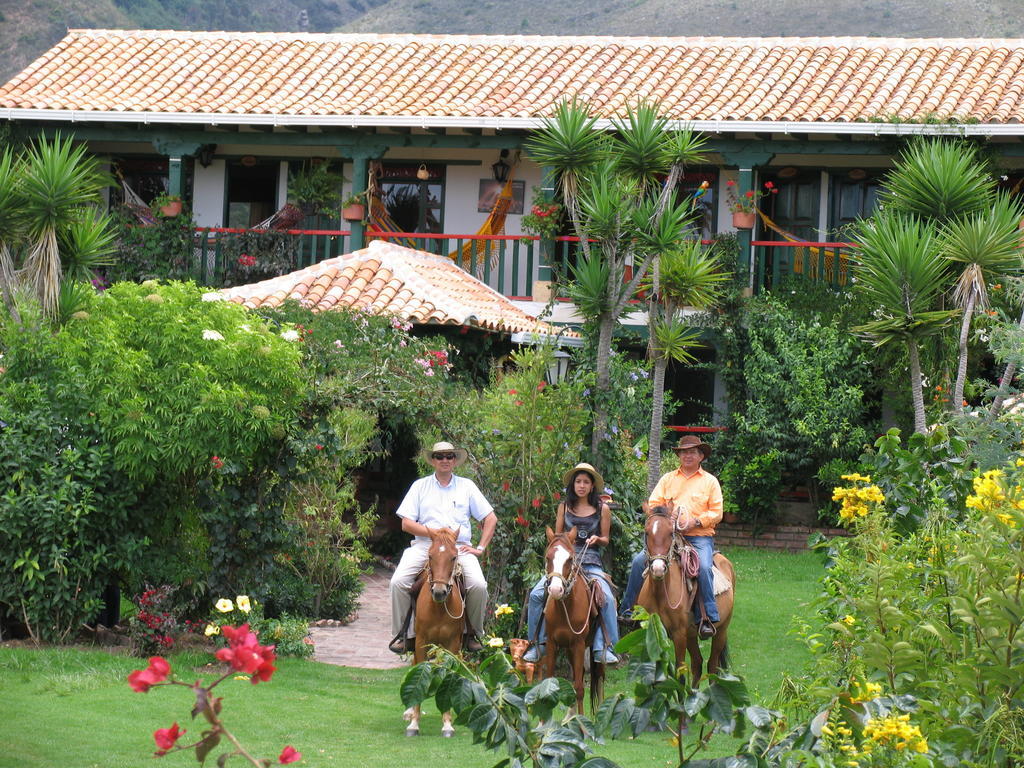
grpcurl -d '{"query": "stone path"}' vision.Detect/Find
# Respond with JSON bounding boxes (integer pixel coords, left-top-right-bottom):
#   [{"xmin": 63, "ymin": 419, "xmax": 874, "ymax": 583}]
[{"xmin": 309, "ymin": 564, "xmax": 406, "ymax": 669}]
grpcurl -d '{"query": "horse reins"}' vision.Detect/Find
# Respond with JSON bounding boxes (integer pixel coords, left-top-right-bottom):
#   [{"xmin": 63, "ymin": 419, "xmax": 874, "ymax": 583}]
[
  {"xmin": 426, "ymin": 557, "xmax": 466, "ymax": 620},
  {"xmin": 644, "ymin": 514, "xmax": 692, "ymax": 611},
  {"xmin": 546, "ymin": 540, "xmax": 598, "ymax": 637}
]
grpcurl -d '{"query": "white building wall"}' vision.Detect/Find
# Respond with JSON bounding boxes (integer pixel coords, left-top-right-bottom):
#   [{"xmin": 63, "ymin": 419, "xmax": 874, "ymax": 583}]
[{"xmin": 192, "ymin": 160, "xmax": 226, "ymax": 228}]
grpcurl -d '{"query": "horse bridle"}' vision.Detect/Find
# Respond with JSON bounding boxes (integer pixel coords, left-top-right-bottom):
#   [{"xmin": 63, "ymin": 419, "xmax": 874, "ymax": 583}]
[
  {"xmin": 643, "ymin": 510, "xmax": 691, "ymax": 611},
  {"xmin": 426, "ymin": 553, "xmax": 465, "ymax": 619},
  {"xmin": 544, "ymin": 539, "xmax": 588, "ymax": 601}
]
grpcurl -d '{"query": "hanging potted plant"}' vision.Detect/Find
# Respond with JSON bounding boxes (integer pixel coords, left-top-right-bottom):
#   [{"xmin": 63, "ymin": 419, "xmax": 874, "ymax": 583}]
[
  {"xmin": 725, "ymin": 180, "xmax": 777, "ymax": 229},
  {"xmin": 287, "ymin": 162, "xmax": 345, "ymax": 217},
  {"xmin": 341, "ymin": 191, "xmax": 367, "ymax": 223},
  {"xmin": 152, "ymin": 193, "xmax": 183, "ymax": 218}
]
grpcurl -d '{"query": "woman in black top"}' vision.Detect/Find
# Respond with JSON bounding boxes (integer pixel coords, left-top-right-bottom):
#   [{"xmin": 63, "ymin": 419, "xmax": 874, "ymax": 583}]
[{"xmin": 522, "ymin": 462, "xmax": 620, "ymax": 664}]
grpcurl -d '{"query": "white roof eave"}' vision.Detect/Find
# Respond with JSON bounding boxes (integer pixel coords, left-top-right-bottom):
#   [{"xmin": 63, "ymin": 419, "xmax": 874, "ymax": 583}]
[{"xmin": 2, "ymin": 107, "xmax": 1022, "ymax": 137}]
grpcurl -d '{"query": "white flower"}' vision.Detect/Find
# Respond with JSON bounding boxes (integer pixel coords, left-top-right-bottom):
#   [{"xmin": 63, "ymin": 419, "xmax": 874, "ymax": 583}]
[
  {"xmin": 280, "ymin": 330, "xmax": 300, "ymax": 342},
  {"xmin": 239, "ymin": 324, "xmax": 252, "ymax": 333},
  {"xmin": 202, "ymin": 329, "xmax": 225, "ymax": 341},
  {"xmin": 201, "ymin": 292, "xmax": 224, "ymax": 302}
]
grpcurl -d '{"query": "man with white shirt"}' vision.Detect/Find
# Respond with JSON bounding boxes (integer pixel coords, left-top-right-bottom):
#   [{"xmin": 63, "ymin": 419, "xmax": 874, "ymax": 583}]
[{"xmin": 389, "ymin": 441, "xmax": 496, "ymax": 654}]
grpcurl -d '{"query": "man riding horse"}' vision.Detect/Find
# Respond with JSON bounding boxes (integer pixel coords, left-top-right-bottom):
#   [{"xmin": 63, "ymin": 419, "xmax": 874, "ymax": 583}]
[
  {"xmin": 389, "ymin": 441, "xmax": 496, "ymax": 654},
  {"xmin": 620, "ymin": 435, "xmax": 723, "ymax": 638}
]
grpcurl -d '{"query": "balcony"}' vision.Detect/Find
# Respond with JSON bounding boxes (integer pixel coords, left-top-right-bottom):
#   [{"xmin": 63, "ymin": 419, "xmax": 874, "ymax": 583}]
[{"xmin": 189, "ymin": 227, "xmax": 855, "ymax": 299}]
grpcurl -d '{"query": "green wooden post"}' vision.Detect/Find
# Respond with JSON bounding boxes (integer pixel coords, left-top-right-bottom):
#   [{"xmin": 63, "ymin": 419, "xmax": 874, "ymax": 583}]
[
  {"xmin": 338, "ymin": 142, "xmax": 390, "ymax": 252},
  {"xmin": 151, "ymin": 137, "xmax": 203, "ymax": 198},
  {"xmin": 538, "ymin": 165, "xmax": 557, "ymax": 295},
  {"xmin": 718, "ymin": 147, "xmax": 775, "ymax": 294}
]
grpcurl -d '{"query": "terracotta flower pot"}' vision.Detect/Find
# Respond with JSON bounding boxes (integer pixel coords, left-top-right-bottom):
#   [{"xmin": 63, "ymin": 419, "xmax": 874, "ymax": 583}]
[
  {"xmin": 342, "ymin": 203, "xmax": 365, "ymax": 222},
  {"xmin": 731, "ymin": 211, "xmax": 756, "ymax": 230},
  {"xmin": 159, "ymin": 200, "xmax": 183, "ymax": 217}
]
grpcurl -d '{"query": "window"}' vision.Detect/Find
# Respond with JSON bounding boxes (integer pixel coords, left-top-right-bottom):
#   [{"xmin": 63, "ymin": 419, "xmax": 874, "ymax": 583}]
[
  {"xmin": 379, "ymin": 163, "xmax": 444, "ymax": 234},
  {"xmin": 225, "ymin": 159, "xmax": 279, "ymax": 229},
  {"xmin": 829, "ymin": 171, "xmax": 883, "ymax": 237}
]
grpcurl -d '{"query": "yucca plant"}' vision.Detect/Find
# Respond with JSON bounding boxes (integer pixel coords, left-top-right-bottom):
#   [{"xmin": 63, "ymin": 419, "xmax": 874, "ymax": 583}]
[
  {"xmin": 852, "ymin": 210, "xmax": 958, "ymax": 433},
  {"xmin": 0, "ymin": 148, "xmax": 22, "ymax": 321},
  {"xmin": 880, "ymin": 138, "xmax": 994, "ymax": 224},
  {"xmin": 644, "ymin": 240, "xmax": 729, "ymax": 488},
  {"xmin": 938, "ymin": 191, "xmax": 1024, "ymax": 411},
  {"xmin": 18, "ymin": 135, "xmax": 109, "ymax": 316},
  {"xmin": 58, "ymin": 214, "xmax": 118, "ymax": 283}
]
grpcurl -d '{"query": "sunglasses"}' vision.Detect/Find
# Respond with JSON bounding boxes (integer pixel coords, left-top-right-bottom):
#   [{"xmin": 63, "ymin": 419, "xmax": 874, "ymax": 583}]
[{"xmin": 432, "ymin": 453, "xmax": 458, "ymax": 461}]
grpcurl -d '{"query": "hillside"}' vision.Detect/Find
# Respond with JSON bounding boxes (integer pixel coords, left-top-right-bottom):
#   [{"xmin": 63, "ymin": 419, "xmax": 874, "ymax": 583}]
[{"xmin": 3, "ymin": 0, "xmax": 1024, "ymax": 87}]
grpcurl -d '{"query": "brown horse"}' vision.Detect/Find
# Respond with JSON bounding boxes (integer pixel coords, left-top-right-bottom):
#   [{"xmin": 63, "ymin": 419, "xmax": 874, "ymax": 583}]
[
  {"xmin": 541, "ymin": 526, "xmax": 605, "ymax": 714},
  {"xmin": 403, "ymin": 528, "xmax": 463, "ymax": 737},
  {"xmin": 637, "ymin": 506, "xmax": 734, "ymax": 683}
]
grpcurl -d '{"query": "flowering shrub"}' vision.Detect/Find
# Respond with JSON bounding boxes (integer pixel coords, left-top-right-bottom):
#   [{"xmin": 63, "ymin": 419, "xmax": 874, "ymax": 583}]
[
  {"xmin": 127, "ymin": 624, "xmax": 302, "ymax": 764},
  {"xmin": 831, "ymin": 472, "xmax": 886, "ymax": 524},
  {"xmin": 724, "ymin": 179, "xmax": 778, "ymax": 213},
  {"xmin": 128, "ymin": 585, "xmax": 184, "ymax": 656}
]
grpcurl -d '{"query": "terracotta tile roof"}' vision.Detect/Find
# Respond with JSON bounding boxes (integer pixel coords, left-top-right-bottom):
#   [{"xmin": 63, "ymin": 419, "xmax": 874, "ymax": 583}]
[
  {"xmin": 221, "ymin": 239, "xmax": 576, "ymax": 337},
  {"xmin": 6, "ymin": 31, "xmax": 1024, "ymax": 126}
]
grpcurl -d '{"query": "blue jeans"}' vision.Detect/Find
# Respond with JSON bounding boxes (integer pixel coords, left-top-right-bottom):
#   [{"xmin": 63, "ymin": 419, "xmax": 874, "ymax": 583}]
[
  {"xmin": 526, "ymin": 565, "xmax": 619, "ymax": 652},
  {"xmin": 619, "ymin": 537, "xmax": 719, "ymax": 623}
]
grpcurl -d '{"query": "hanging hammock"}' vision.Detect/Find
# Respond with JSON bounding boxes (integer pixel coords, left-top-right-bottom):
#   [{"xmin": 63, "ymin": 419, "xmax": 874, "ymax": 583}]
[
  {"xmin": 449, "ymin": 165, "xmax": 517, "ymax": 279},
  {"xmin": 366, "ymin": 160, "xmax": 420, "ymax": 249},
  {"xmin": 115, "ymin": 168, "xmax": 158, "ymax": 226},
  {"xmin": 756, "ymin": 209, "xmax": 851, "ymax": 285}
]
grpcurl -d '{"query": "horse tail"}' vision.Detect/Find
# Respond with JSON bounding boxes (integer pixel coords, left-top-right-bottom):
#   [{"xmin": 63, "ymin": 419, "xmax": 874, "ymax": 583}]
[{"xmin": 590, "ymin": 656, "xmax": 605, "ymax": 714}]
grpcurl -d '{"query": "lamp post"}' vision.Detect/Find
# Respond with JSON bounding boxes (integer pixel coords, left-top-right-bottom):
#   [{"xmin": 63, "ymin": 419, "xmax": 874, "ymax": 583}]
[
  {"xmin": 545, "ymin": 350, "xmax": 571, "ymax": 385},
  {"xmin": 491, "ymin": 149, "xmax": 511, "ymax": 183}
]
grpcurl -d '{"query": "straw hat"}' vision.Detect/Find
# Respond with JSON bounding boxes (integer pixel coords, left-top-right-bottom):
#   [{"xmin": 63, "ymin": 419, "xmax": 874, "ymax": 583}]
[
  {"xmin": 421, "ymin": 441, "xmax": 468, "ymax": 467},
  {"xmin": 672, "ymin": 435, "xmax": 711, "ymax": 459},
  {"xmin": 561, "ymin": 462, "xmax": 605, "ymax": 493}
]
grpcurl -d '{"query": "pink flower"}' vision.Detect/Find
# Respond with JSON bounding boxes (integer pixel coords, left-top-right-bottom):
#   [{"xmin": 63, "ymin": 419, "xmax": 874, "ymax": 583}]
[
  {"xmin": 514, "ymin": 401, "xmax": 523, "ymax": 406},
  {"xmin": 279, "ymin": 746, "xmax": 302, "ymax": 764},
  {"xmin": 128, "ymin": 656, "xmax": 171, "ymax": 693},
  {"xmin": 153, "ymin": 722, "xmax": 186, "ymax": 756},
  {"xmin": 215, "ymin": 624, "xmax": 278, "ymax": 683},
  {"xmin": 531, "ymin": 497, "xmax": 543, "ymax": 508}
]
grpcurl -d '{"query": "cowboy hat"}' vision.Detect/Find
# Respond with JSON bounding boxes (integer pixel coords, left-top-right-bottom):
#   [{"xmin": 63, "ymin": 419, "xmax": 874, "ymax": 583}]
[
  {"xmin": 671, "ymin": 435, "xmax": 712, "ymax": 459},
  {"xmin": 421, "ymin": 441, "xmax": 468, "ymax": 467},
  {"xmin": 561, "ymin": 462, "xmax": 605, "ymax": 494}
]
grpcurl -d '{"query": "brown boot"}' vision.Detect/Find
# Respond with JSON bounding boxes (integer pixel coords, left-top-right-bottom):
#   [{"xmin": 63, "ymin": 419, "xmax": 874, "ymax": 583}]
[{"xmin": 464, "ymin": 634, "xmax": 483, "ymax": 652}]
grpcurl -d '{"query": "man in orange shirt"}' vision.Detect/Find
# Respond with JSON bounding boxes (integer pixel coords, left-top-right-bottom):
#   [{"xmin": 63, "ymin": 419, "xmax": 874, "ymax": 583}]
[{"xmin": 619, "ymin": 435, "xmax": 723, "ymax": 637}]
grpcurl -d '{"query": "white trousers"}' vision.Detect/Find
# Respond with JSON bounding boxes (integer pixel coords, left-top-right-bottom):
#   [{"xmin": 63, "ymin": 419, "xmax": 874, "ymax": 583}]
[{"xmin": 389, "ymin": 540, "xmax": 488, "ymax": 637}]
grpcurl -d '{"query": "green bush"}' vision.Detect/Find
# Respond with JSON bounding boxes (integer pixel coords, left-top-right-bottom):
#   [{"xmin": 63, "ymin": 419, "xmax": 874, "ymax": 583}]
[{"xmin": 107, "ymin": 208, "xmax": 197, "ymax": 283}]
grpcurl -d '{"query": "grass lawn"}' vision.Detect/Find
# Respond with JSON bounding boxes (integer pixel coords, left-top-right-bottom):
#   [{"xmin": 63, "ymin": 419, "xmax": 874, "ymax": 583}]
[{"xmin": 0, "ymin": 547, "xmax": 823, "ymax": 768}]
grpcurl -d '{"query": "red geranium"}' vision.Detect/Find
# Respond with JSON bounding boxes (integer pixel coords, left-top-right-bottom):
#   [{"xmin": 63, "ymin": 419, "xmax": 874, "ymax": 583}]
[
  {"xmin": 153, "ymin": 722, "xmax": 186, "ymax": 756},
  {"xmin": 279, "ymin": 746, "xmax": 302, "ymax": 764}
]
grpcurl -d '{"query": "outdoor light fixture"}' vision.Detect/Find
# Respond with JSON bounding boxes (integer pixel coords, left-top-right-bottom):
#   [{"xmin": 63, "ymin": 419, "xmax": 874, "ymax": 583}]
[
  {"xmin": 777, "ymin": 166, "xmax": 799, "ymax": 179},
  {"xmin": 545, "ymin": 350, "xmax": 572, "ymax": 385},
  {"xmin": 847, "ymin": 168, "xmax": 867, "ymax": 180},
  {"xmin": 197, "ymin": 144, "xmax": 216, "ymax": 168},
  {"xmin": 492, "ymin": 149, "xmax": 511, "ymax": 183}
]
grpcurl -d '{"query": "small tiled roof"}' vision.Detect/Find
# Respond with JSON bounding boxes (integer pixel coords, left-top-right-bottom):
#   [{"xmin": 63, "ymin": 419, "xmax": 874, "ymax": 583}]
[
  {"xmin": 6, "ymin": 30, "xmax": 1024, "ymax": 127},
  {"xmin": 222, "ymin": 239, "xmax": 574, "ymax": 337}
]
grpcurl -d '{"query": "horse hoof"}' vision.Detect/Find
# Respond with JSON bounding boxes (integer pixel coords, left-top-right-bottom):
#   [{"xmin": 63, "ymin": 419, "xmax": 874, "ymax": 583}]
[
  {"xmin": 405, "ymin": 727, "xmax": 419, "ymax": 737},
  {"xmin": 442, "ymin": 728, "xmax": 455, "ymax": 738}
]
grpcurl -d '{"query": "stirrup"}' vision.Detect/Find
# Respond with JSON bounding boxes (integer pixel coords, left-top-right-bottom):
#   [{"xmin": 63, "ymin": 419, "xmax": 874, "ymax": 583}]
[
  {"xmin": 389, "ymin": 635, "xmax": 414, "ymax": 654},
  {"xmin": 698, "ymin": 619, "xmax": 716, "ymax": 638}
]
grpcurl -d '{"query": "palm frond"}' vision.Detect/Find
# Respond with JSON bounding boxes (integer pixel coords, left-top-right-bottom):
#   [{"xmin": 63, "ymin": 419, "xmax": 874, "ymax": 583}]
[
  {"xmin": 58, "ymin": 213, "xmax": 118, "ymax": 283},
  {"xmin": 568, "ymin": 254, "xmax": 612, "ymax": 319},
  {"xmin": 610, "ymin": 103, "xmax": 671, "ymax": 193},
  {"xmin": 632, "ymin": 195, "xmax": 698, "ymax": 255},
  {"xmin": 652, "ymin": 316, "xmax": 702, "ymax": 363},
  {"xmin": 658, "ymin": 240, "xmax": 730, "ymax": 309},
  {"xmin": 55, "ymin": 279, "xmax": 96, "ymax": 326},
  {"xmin": 880, "ymin": 138, "xmax": 994, "ymax": 223}
]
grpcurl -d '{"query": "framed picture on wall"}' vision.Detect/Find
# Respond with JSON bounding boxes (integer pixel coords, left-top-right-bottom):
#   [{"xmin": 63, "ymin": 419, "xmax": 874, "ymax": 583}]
[{"xmin": 477, "ymin": 179, "xmax": 525, "ymax": 214}]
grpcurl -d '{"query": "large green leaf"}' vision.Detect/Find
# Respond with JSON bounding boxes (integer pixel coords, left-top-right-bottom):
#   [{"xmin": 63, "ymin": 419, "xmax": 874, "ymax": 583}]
[{"xmin": 400, "ymin": 662, "xmax": 436, "ymax": 708}]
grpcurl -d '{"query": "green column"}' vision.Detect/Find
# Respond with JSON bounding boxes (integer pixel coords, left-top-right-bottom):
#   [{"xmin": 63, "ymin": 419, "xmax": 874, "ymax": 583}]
[
  {"xmin": 151, "ymin": 138, "xmax": 203, "ymax": 199},
  {"xmin": 538, "ymin": 165, "xmax": 557, "ymax": 283},
  {"xmin": 338, "ymin": 142, "xmax": 390, "ymax": 252},
  {"xmin": 735, "ymin": 165, "xmax": 755, "ymax": 291},
  {"xmin": 718, "ymin": 147, "xmax": 774, "ymax": 295}
]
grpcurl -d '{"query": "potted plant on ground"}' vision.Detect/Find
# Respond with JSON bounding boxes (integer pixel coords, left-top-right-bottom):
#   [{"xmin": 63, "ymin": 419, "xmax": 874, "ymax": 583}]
[
  {"xmin": 287, "ymin": 163, "xmax": 345, "ymax": 217},
  {"xmin": 152, "ymin": 193, "xmax": 183, "ymax": 218},
  {"xmin": 725, "ymin": 180, "xmax": 777, "ymax": 229}
]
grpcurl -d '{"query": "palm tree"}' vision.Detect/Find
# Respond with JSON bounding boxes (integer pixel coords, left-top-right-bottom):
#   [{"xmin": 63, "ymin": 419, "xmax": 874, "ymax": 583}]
[
  {"xmin": 938, "ymin": 191, "xmax": 1024, "ymax": 411},
  {"xmin": 527, "ymin": 100, "xmax": 707, "ymax": 456},
  {"xmin": 0, "ymin": 148, "xmax": 22, "ymax": 322},
  {"xmin": 645, "ymin": 240, "xmax": 729, "ymax": 490},
  {"xmin": 852, "ymin": 210, "xmax": 958, "ymax": 433},
  {"xmin": 18, "ymin": 135, "xmax": 109, "ymax": 316}
]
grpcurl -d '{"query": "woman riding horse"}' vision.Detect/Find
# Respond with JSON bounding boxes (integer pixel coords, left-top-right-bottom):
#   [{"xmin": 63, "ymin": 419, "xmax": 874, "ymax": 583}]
[{"xmin": 523, "ymin": 462, "xmax": 620, "ymax": 665}]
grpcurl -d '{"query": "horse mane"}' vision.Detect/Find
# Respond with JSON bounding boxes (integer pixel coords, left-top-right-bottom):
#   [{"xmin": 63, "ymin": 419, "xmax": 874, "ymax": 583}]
[{"xmin": 648, "ymin": 505, "xmax": 672, "ymax": 519}]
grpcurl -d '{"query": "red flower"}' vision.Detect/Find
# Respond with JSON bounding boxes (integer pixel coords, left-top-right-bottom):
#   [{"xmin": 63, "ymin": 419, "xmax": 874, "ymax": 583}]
[
  {"xmin": 726, "ymin": 179, "xmax": 736, "ymax": 187},
  {"xmin": 544, "ymin": 425, "xmax": 554, "ymax": 431},
  {"xmin": 536, "ymin": 381, "xmax": 546, "ymax": 391},
  {"xmin": 315, "ymin": 444, "xmax": 323, "ymax": 451},
  {"xmin": 515, "ymin": 514, "xmax": 529, "ymax": 528},
  {"xmin": 764, "ymin": 181, "xmax": 775, "ymax": 189},
  {"xmin": 501, "ymin": 481, "xmax": 510, "ymax": 492},
  {"xmin": 744, "ymin": 190, "xmax": 755, "ymax": 198},
  {"xmin": 279, "ymin": 746, "xmax": 302, "ymax": 764},
  {"xmin": 128, "ymin": 656, "xmax": 171, "ymax": 693},
  {"xmin": 211, "ymin": 456, "xmax": 224, "ymax": 470},
  {"xmin": 508, "ymin": 389, "xmax": 517, "ymax": 395},
  {"xmin": 553, "ymin": 492, "xmax": 561, "ymax": 501},
  {"xmin": 216, "ymin": 624, "xmax": 277, "ymax": 683},
  {"xmin": 531, "ymin": 497, "xmax": 543, "ymax": 508},
  {"xmin": 153, "ymin": 722, "xmax": 186, "ymax": 756},
  {"xmin": 514, "ymin": 401, "xmax": 523, "ymax": 406}
]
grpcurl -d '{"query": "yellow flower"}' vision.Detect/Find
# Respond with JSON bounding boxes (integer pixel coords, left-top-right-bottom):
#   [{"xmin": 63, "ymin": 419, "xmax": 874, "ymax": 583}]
[
  {"xmin": 487, "ymin": 637, "xmax": 504, "ymax": 648},
  {"xmin": 215, "ymin": 598, "xmax": 234, "ymax": 613},
  {"xmin": 236, "ymin": 595, "xmax": 252, "ymax": 613},
  {"xmin": 494, "ymin": 604, "xmax": 514, "ymax": 617},
  {"xmin": 842, "ymin": 615, "xmax": 856, "ymax": 626},
  {"xmin": 204, "ymin": 623, "xmax": 220, "ymax": 636}
]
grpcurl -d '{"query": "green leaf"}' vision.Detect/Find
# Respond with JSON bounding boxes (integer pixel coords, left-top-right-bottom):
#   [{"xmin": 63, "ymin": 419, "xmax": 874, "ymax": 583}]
[
  {"xmin": 400, "ymin": 663, "xmax": 435, "ymax": 708},
  {"xmin": 744, "ymin": 705, "xmax": 775, "ymax": 728},
  {"xmin": 684, "ymin": 688, "xmax": 710, "ymax": 717},
  {"xmin": 705, "ymin": 682, "xmax": 736, "ymax": 728}
]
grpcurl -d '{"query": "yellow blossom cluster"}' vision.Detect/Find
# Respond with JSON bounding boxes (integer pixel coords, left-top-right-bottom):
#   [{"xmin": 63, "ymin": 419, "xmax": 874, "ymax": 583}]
[
  {"xmin": 832, "ymin": 481, "xmax": 885, "ymax": 523},
  {"xmin": 494, "ymin": 603, "xmax": 515, "ymax": 617},
  {"xmin": 849, "ymin": 680, "xmax": 882, "ymax": 703},
  {"xmin": 965, "ymin": 469, "xmax": 1024, "ymax": 526},
  {"xmin": 862, "ymin": 713, "xmax": 929, "ymax": 754}
]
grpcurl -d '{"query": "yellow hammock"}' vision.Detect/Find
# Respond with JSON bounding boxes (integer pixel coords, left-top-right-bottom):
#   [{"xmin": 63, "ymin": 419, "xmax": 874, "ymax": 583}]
[
  {"xmin": 755, "ymin": 209, "xmax": 851, "ymax": 286},
  {"xmin": 450, "ymin": 168, "xmax": 517, "ymax": 279}
]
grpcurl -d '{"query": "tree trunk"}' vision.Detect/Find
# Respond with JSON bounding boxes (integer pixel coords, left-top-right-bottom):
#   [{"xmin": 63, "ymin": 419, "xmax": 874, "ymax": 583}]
[
  {"xmin": 989, "ymin": 306, "xmax": 1024, "ymax": 421},
  {"xmin": 590, "ymin": 311, "xmax": 615, "ymax": 456},
  {"xmin": 952, "ymin": 292, "xmax": 976, "ymax": 412},
  {"xmin": 647, "ymin": 356, "xmax": 668, "ymax": 492},
  {"xmin": 907, "ymin": 338, "xmax": 928, "ymax": 434}
]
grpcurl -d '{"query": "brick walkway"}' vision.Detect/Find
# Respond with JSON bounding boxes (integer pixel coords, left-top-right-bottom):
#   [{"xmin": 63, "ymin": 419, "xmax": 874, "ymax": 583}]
[{"xmin": 309, "ymin": 564, "xmax": 406, "ymax": 670}]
